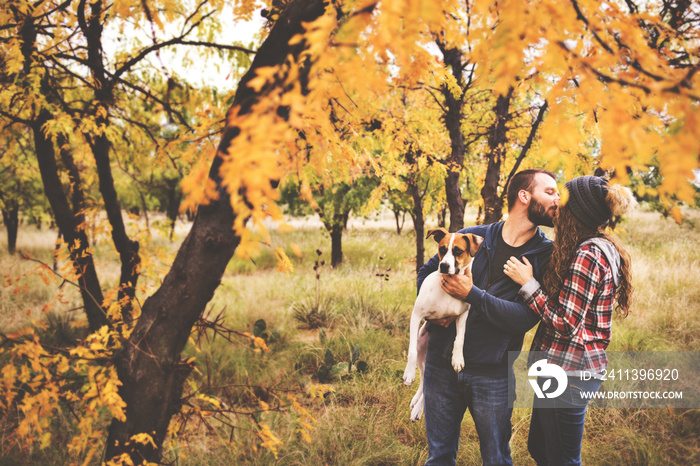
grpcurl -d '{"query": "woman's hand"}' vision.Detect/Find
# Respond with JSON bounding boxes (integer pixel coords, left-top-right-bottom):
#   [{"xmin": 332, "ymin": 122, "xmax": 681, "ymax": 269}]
[{"xmin": 503, "ymin": 256, "xmax": 533, "ymax": 286}]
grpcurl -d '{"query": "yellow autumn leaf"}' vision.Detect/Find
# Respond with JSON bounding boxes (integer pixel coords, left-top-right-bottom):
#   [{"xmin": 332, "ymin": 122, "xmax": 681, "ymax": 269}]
[
  {"xmin": 130, "ymin": 432, "xmax": 157, "ymax": 448},
  {"xmin": 247, "ymin": 66, "xmax": 279, "ymax": 92}
]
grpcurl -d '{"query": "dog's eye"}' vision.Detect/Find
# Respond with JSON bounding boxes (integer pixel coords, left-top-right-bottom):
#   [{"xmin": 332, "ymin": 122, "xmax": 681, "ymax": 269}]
[
  {"xmin": 439, "ymin": 246, "xmax": 447, "ymax": 255},
  {"xmin": 453, "ymin": 248, "xmax": 464, "ymax": 256}
]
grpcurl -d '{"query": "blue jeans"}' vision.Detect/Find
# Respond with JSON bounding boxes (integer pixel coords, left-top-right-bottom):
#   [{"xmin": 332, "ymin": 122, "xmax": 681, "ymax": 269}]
[
  {"xmin": 528, "ymin": 376, "xmax": 602, "ymax": 465},
  {"xmin": 423, "ymin": 349, "xmax": 514, "ymax": 465}
]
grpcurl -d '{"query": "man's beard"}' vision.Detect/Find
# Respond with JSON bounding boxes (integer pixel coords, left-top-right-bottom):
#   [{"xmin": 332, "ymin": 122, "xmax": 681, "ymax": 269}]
[{"xmin": 528, "ymin": 198, "xmax": 556, "ymax": 227}]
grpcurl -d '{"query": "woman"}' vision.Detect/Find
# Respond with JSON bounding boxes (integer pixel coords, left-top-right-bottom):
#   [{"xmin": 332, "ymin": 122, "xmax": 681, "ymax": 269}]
[{"xmin": 503, "ymin": 175, "xmax": 634, "ymax": 465}]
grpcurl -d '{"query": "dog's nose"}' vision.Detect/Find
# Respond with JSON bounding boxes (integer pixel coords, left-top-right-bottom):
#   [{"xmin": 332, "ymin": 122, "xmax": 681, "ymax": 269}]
[{"xmin": 439, "ymin": 263, "xmax": 450, "ymax": 274}]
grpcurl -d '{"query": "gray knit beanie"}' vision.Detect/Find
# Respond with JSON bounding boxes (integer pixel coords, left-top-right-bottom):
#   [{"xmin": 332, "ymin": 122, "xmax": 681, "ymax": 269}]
[{"xmin": 565, "ymin": 176, "xmax": 612, "ymax": 229}]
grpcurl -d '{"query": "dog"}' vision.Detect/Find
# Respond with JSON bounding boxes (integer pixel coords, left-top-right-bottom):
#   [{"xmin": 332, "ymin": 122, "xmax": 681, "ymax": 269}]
[{"xmin": 403, "ymin": 227, "xmax": 483, "ymax": 421}]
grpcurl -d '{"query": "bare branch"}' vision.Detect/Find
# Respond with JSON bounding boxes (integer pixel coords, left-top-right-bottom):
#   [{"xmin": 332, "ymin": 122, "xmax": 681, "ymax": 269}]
[
  {"xmin": 421, "ymin": 86, "xmax": 448, "ymax": 113},
  {"xmin": 17, "ymin": 251, "xmax": 105, "ymax": 312}
]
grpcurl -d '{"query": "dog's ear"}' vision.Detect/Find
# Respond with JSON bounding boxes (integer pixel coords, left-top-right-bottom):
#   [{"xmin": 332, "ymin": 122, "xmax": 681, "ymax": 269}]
[
  {"xmin": 465, "ymin": 234, "xmax": 483, "ymax": 256},
  {"xmin": 426, "ymin": 228, "xmax": 448, "ymax": 243}
]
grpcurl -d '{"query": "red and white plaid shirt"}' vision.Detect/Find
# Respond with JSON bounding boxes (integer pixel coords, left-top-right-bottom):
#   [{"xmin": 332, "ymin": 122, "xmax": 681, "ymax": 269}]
[{"xmin": 521, "ymin": 243, "xmax": 617, "ymax": 375}]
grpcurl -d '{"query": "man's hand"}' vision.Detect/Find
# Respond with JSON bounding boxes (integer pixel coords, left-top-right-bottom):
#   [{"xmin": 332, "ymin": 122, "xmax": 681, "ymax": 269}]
[
  {"xmin": 427, "ymin": 316, "xmax": 458, "ymax": 327},
  {"xmin": 425, "ymin": 271, "xmax": 473, "ymax": 328},
  {"xmin": 440, "ymin": 269, "xmax": 473, "ymax": 301}
]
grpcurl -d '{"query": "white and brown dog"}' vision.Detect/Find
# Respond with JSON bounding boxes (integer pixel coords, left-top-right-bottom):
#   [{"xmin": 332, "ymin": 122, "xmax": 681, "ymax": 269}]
[{"xmin": 403, "ymin": 228, "xmax": 483, "ymax": 421}]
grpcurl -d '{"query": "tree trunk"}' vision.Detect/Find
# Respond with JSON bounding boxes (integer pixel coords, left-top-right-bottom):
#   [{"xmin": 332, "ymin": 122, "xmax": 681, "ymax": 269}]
[
  {"xmin": 53, "ymin": 229, "xmax": 62, "ymax": 272},
  {"xmin": 439, "ymin": 44, "xmax": 466, "ymax": 232},
  {"xmin": 445, "ymin": 171, "xmax": 464, "ymax": 231},
  {"xmin": 166, "ymin": 178, "xmax": 182, "ymax": 241},
  {"xmin": 104, "ymin": 1, "xmax": 327, "ymax": 462},
  {"xmin": 499, "ymin": 101, "xmax": 549, "ymax": 209},
  {"xmin": 87, "ymin": 132, "xmax": 140, "ymax": 324},
  {"xmin": 2, "ymin": 204, "xmax": 19, "ymax": 255},
  {"xmin": 326, "ymin": 210, "xmax": 349, "ymax": 268},
  {"xmin": 32, "ymin": 110, "xmax": 108, "ymax": 332},
  {"xmin": 23, "ymin": 10, "xmax": 108, "ymax": 330},
  {"xmin": 438, "ymin": 205, "xmax": 447, "ymax": 228},
  {"xmin": 106, "ymin": 195, "xmax": 240, "ymax": 463},
  {"xmin": 481, "ymin": 88, "xmax": 514, "ymax": 225},
  {"xmin": 393, "ymin": 209, "xmax": 405, "ymax": 235},
  {"xmin": 330, "ymin": 224, "xmax": 343, "ymax": 268},
  {"xmin": 78, "ymin": 0, "xmax": 141, "ymax": 324}
]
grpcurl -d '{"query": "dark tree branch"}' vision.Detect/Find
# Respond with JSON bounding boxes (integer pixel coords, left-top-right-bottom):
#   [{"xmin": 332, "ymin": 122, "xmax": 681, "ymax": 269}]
[
  {"xmin": 558, "ymin": 41, "xmax": 700, "ymax": 101},
  {"xmin": 0, "ymin": 108, "xmax": 32, "ymax": 125},
  {"xmin": 481, "ymin": 86, "xmax": 514, "ymax": 224},
  {"xmin": 113, "ymin": 10, "xmax": 221, "ymax": 80},
  {"xmin": 177, "ymin": 40, "xmax": 256, "ymax": 54},
  {"xmin": 500, "ymin": 100, "xmax": 548, "ymax": 204},
  {"xmin": 114, "ymin": 76, "xmax": 194, "ymax": 130},
  {"xmin": 570, "ymin": 0, "xmax": 615, "ymax": 54},
  {"xmin": 32, "ymin": 109, "xmax": 108, "ymax": 331}
]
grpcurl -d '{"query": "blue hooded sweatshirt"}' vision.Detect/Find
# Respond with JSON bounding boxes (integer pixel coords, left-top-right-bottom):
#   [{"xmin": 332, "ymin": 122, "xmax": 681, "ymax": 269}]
[{"xmin": 417, "ymin": 221, "xmax": 553, "ymax": 378}]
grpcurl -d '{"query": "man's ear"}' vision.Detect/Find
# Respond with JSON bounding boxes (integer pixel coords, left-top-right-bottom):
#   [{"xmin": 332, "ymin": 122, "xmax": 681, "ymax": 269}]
[
  {"xmin": 465, "ymin": 234, "xmax": 483, "ymax": 256},
  {"xmin": 426, "ymin": 227, "xmax": 448, "ymax": 243},
  {"xmin": 518, "ymin": 189, "xmax": 530, "ymax": 205}
]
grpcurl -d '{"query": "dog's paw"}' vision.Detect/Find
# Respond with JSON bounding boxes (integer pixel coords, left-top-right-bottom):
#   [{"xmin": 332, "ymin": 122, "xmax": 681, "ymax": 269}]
[
  {"xmin": 410, "ymin": 390, "xmax": 422, "ymax": 409},
  {"xmin": 451, "ymin": 355, "xmax": 465, "ymax": 373},
  {"xmin": 410, "ymin": 399, "xmax": 424, "ymax": 422},
  {"xmin": 403, "ymin": 365, "xmax": 416, "ymax": 386}
]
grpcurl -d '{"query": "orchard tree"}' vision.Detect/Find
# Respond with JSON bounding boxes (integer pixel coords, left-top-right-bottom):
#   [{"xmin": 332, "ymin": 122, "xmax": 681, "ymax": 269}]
[
  {"xmin": 473, "ymin": 0, "xmax": 699, "ymax": 215},
  {"xmin": 109, "ymin": 77, "xmax": 228, "ymax": 238},
  {"xmin": 314, "ymin": 177, "xmax": 379, "ymax": 267},
  {"xmin": 479, "ymin": 89, "xmax": 549, "ymax": 224},
  {"xmin": 387, "ymin": 188, "xmax": 412, "ymax": 235},
  {"xmin": 368, "ymin": 87, "xmax": 450, "ymax": 271},
  {"xmin": 402, "ymin": 147, "xmax": 446, "ymax": 271},
  {"xmin": 279, "ymin": 174, "xmax": 379, "ymax": 268},
  {"xmin": 435, "ymin": 39, "xmax": 471, "ymax": 231},
  {"xmin": 0, "ymin": 128, "xmax": 48, "ymax": 254},
  {"xmin": 428, "ymin": 3, "xmax": 554, "ymax": 226},
  {"xmin": 284, "ymin": 173, "xmax": 379, "ymax": 268},
  {"xmin": 1, "ymin": 0, "xmax": 250, "ymax": 329}
]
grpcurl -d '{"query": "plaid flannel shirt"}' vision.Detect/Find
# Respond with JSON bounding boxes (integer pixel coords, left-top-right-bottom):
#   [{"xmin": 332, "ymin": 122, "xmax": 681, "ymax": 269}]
[{"xmin": 520, "ymin": 244, "xmax": 616, "ymax": 375}]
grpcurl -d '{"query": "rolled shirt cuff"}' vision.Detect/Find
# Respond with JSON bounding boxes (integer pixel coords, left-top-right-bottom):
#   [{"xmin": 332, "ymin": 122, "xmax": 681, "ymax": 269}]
[{"xmin": 519, "ymin": 277, "xmax": 541, "ymax": 301}]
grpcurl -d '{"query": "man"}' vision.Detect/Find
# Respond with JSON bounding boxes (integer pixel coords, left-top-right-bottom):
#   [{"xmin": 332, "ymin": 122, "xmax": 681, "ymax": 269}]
[{"xmin": 417, "ymin": 169, "xmax": 560, "ymax": 465}]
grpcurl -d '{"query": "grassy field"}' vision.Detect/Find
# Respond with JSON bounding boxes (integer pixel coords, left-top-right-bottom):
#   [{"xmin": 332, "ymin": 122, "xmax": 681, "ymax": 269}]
[{"xmin": 1, "ymin": 207, "xmax": 699, "ymax": 464}]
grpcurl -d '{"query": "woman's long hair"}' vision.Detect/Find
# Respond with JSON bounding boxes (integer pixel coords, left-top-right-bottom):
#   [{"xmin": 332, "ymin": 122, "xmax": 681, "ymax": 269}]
[{"xmin": 542, "ymin": 203, "xmax": 633, "ymax": 316}]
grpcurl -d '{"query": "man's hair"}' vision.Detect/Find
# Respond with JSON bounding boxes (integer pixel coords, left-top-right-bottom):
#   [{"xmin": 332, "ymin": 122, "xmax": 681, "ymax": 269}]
[{"xmin": 506, "ymin": 169, "xmax": 556, "ymax": 210}]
